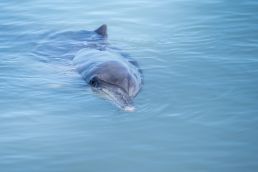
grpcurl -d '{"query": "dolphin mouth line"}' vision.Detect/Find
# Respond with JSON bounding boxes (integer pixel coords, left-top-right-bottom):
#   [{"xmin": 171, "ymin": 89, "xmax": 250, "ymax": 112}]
[{"xmin": 93, "ymin": 87, "xmax": 135, "ymax": 112}]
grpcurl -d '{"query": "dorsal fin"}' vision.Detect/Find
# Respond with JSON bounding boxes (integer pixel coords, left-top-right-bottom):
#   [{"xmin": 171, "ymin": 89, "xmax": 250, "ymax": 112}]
[{"xmin": 95, "ymin": 24, "xmax": 107, "ymax": 37}]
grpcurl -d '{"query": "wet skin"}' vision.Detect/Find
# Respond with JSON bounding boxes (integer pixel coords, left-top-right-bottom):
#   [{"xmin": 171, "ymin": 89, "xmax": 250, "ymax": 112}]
[{"xmin": 73, "ymin": 25, "xmax": 143, "ymax": 111}]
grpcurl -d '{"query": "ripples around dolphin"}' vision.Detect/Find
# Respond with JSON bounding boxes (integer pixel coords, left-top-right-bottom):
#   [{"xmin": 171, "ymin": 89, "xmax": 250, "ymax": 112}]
[{"xmin": 1, "ymin": 0, "xmax": 258, "ymax": 171}]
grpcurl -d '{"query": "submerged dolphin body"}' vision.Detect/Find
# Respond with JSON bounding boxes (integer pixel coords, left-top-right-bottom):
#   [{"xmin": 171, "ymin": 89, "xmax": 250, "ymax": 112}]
[
  {"xmin": 35, "ymin": 24, "xmax": 143, "ymax": 111},
  {"xmin": 71, "ymin": 25, "xmax": 143, "ymax": 111},
  {"xmin": 34, "ymin": 25, "xmax": 143, "ymax": 111}
]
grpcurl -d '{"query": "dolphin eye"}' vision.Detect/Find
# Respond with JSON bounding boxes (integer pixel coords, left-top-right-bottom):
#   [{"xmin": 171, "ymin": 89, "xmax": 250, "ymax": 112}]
[{"xmin": 89, "ymin": 77, "xmax": 99, "ymax": 87}]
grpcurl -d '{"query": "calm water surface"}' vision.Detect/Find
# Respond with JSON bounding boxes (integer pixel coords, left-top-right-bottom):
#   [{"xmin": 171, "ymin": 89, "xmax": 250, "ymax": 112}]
[{"xmin": 1, "ymin": 0, "xmax": 258, "ymax": 171}]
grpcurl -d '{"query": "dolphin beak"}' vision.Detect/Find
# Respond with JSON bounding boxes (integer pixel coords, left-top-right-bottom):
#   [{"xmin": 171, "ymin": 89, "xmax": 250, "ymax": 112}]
[
  {"xmin": 100, "ymin": 87, "xmax": 135, "ymax": 112},
  {"xmin": 113, "ymin": 94, "xmax": 135, "ymax": 112},
  {"xmin": 124, "ymin": 105, "xmax": 135, "ymax": 112}
]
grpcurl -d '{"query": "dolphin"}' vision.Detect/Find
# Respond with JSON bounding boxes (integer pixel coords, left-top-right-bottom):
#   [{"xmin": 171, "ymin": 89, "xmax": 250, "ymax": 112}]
[{"xmin": 73, "ymin": 25, "xmax": 143, "ymax": 112}]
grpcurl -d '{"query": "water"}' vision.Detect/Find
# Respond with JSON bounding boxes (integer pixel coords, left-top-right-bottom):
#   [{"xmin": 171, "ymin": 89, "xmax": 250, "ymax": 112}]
[{"xmin": 1, "ymin": 0, "xmax": 258, "ymax": 171}]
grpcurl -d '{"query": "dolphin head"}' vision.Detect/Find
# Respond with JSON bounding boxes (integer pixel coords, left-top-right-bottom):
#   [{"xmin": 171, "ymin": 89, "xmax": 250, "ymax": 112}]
[{"xmin": 88, "ymin": 61, "xmax": 141, "ymax": 112}]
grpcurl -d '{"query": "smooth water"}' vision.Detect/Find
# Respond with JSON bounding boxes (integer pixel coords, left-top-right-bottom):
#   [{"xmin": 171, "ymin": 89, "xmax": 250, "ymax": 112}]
[{"xmin": 1, "ymin": 0, "xmax": 258, "ymax": 171}]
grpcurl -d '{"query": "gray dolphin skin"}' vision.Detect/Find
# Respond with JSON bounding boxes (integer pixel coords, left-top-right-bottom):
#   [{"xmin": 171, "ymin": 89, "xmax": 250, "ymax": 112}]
[{"xmin": 73, "ymin": 25, "xmax": 143, "ymax": 112}]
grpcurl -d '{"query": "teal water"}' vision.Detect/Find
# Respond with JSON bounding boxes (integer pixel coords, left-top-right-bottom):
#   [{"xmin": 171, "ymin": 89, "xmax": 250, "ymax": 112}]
[{"xmin": 1, "ymin": 0, "xmax": 258, "ymax": 171}]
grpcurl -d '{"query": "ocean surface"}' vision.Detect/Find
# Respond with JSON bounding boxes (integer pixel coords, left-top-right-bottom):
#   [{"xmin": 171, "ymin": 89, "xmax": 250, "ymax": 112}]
[{"xmin": 1, "ymin": 0, "xmax": 258, "ymax": 171}]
